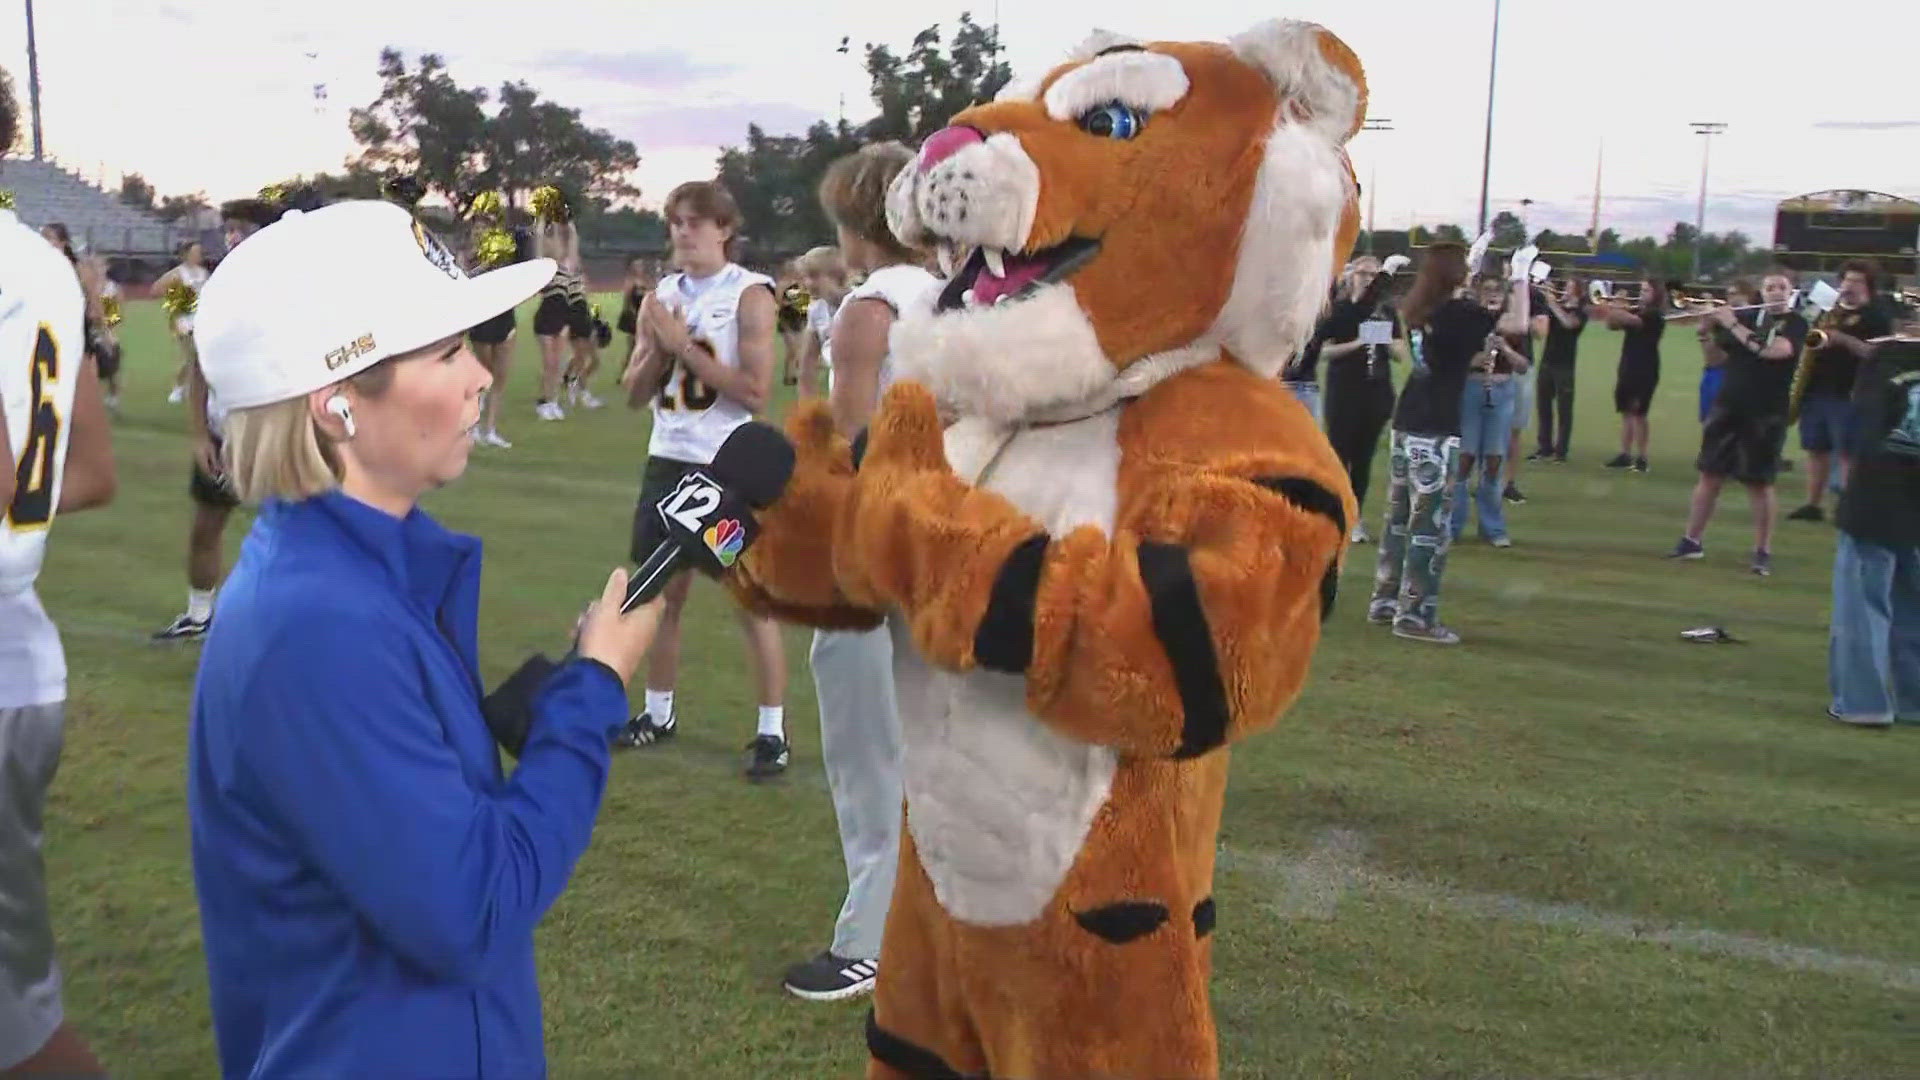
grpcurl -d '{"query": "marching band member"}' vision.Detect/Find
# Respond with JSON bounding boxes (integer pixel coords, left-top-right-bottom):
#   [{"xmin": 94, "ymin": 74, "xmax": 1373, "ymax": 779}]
[
  {"xmin": 1318, "ymin": 254, "xmax": 1411, "ymax": 542},
  {"xmin": 1532, "ymin": 275, "xmax": 1588, "ymax": 462},
  {"xmin": 1597, "ymin": 276, "xmax": 1669, "ymax": 473},
  {"xmin": 1787, "ymin": 260, "xmax": 1892, "ymax": 523},
  {"xmin": 1369, "ymin": 242, "xmax": 1530, "ymax": 644},
  {"xmin": 1668, "ymin": 270, "xmax": 1809, "ymax": 575}
]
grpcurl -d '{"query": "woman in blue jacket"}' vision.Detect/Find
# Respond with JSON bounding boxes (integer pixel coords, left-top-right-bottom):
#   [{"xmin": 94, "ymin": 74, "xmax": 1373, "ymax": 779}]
[{"xmin": 185, "ymin": 200, "xmax": 664, "ymax": 1078}]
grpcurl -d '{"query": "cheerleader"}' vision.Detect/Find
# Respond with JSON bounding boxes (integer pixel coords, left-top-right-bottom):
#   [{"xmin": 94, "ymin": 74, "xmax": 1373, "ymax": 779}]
[
  {"xmin": 776, "ymin": 267, "xmax": 808, "ymax": 386},
  {"xmin": 790, "ymin": 245, "xmax": 850, "ymax": 399},
  {"xmin": 466, "ymin": 194, "xmax": 520, "ymax": 447},
  {"xmin": 616, "ymin": 254, "xmax": 652, "ymax": 370},
  {"xmin": 151, "ymin": 240, "xmax": 209, "ymax": 403},
  {"xmin": 530, "ymin": 186, "xmax": 599, "ymax": 418}
]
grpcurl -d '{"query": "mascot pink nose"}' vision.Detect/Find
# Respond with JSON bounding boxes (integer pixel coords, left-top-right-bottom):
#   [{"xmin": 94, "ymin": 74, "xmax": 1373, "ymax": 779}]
[{"xmin": 918, "ymin": 125, "xmax": 984, "ymax": 173}]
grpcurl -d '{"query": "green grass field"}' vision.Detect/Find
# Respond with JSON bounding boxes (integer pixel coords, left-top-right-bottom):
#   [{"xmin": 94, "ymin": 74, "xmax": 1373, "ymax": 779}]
[{"xmin": 35, "ymin": 295, "xmax": 1920, "ymax": 1078}]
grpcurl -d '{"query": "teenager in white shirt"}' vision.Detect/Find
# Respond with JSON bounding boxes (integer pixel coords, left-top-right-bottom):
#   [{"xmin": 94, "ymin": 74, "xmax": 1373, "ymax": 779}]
[
  {"xmin": 791, "ymin": 245, "xmax": 850, "ymax": 400},
  {"xmin": 617, "ymin": 181, "xmax": 790, "ymax": 777},
  {"xmin": 1, "ymin": 109, "xmax": 118, "ymax": 1077},
  {"xmin": 780, "ymin": 143, "xmax": 940, "ymax": 1002}
]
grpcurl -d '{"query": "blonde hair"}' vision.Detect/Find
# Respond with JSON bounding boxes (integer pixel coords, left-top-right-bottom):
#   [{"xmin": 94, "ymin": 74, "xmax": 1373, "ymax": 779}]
[
  {"xmin": 793, "ymin": 245, "xmax": 847, "ymax": 284},
  {"xmin": 220, "ymin": 398, "xmax": 342, "ymax": 504},
  {"xmin": 818, "ymin": 142, "xmax": 920, "ymax": 263},
  {"xmin": 219, "ymin": 361, "xmax": 395, "ymax": 503}
]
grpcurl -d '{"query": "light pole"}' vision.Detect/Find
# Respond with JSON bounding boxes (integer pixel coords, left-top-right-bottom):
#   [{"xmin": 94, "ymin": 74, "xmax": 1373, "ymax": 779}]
[
  {"xmin": 1690, "ymin": 121, "xmax": 1727, "ymax": 281},
  {"xmin": 1362, "ymin": 117, "xmax": 1392, "ymax": 253},
  {"xmin": 1476, "ymin": 0, "xmax": 1502, "ymax": 235},
  {"xmin": 24, "ymin": 0, "xmax": 45, "ymax": 159}
]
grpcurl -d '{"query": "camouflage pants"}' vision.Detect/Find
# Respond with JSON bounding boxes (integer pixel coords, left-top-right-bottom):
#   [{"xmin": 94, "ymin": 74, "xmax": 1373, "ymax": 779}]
[{"xmin": 1370, "ymin": 430, "xmax": 1459, "ymax": 628}]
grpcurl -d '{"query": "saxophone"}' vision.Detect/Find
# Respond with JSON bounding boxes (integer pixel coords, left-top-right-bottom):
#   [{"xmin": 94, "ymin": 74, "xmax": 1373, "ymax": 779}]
[{"xmin": 1787, "ymin": 305, "xmax": 1838, "ymax": 424}]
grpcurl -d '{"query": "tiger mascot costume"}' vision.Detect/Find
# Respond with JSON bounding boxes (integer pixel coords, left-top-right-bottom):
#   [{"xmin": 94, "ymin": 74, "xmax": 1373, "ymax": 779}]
[{"xmin": 730, "ymin": 17, "xmax": 1366, "ymax": 1079}]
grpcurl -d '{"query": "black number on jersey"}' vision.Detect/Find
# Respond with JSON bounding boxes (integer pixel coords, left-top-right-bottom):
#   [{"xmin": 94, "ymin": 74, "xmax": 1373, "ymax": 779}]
[
  {"xmin": 656, "ymin": 341, "xmax": 722, "ymax": 411},
  {"xmin": 5, "ymin": 324, "xmax": 62, "ymax": 531}
]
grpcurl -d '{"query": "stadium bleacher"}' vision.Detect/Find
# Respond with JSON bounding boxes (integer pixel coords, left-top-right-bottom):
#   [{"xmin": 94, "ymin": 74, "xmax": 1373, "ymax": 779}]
[{"xmin": 3, "ymin": 156, "xmax": 205, "ymax": 280}]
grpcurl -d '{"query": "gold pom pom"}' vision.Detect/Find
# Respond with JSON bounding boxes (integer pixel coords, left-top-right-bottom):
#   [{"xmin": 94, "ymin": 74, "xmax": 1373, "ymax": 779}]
[
  {"xmin": 162, "ymin": 279, "xmax": 197, "ymax": 317},
  {"xmin": 469, "ymin": 190, "xmax": 503, "ymax": 220},
  {"xmin": 102, "ymin": 295, "xmax": 123, "ymax": 326},
  {"xmin": 0, "ymin": 189, "xmax": 15, "ymax": 210},
  {"xmin": 530, "ymin": 185, "xmax": 567, "ymax": 223},
  {"xmin": 476, "ymin": 228, "xmax": 517, "ymax": 268},
  {"xmin": 258, "ymin": 183, "xmax": 287, "ymax": 205}
]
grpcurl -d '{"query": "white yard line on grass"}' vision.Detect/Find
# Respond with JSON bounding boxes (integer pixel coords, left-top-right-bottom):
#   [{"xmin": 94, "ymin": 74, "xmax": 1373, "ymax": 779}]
[{"xmin": 1221, "ymin": 828, "xmax": 1920, "ymax": 994}]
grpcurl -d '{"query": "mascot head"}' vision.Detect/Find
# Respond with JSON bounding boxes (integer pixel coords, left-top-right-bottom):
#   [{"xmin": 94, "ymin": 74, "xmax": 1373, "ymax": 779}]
[{"xmin": 886, "ymin": 19, "xmax": 1366, "ymax": 424}]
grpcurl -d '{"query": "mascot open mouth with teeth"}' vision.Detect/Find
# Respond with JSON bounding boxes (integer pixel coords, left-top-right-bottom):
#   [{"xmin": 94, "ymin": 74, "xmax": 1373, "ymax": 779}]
[{"xmin": 730, "ymin": 17, "xmax": 1366, "ymax": 1079}]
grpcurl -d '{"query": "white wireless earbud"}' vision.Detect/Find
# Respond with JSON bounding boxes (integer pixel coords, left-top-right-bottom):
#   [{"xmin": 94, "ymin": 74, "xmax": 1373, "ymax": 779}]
[{"xmin": 326, "ymin": 394, "xmax": 356, "ymax": 439}]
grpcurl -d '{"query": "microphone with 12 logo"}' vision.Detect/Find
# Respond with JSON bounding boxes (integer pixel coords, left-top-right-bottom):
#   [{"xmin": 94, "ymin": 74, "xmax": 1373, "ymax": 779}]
[{"xmin": 623, "ymin": 420, "xmax": 796, "ymax": 612}]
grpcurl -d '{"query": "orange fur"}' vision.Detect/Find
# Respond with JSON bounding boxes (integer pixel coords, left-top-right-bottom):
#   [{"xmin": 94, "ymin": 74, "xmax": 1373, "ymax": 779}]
[{"xmin": 726, "ymin": 20, "xmax": 1367, "ymax": 1079}]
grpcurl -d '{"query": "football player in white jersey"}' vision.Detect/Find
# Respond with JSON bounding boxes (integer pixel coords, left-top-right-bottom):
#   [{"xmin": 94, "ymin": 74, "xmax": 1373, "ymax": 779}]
[
  {"xmin": 0, "ymin": 77, "xmax": 117, "ymax": 1073},
  {"xmin": 617, "ymin": 180, "xmax": 790, "ymax": 778},
  {"xmin": 152, "ymin": 198, "xmax": 284, "ymax": 640},
  {"xmin": 791, "ymin": 245, "xmax": 849, "ymax": 400},
  {"xmin": 780, "ymin": 144, "xmax": 941, "ymax": 1002}
]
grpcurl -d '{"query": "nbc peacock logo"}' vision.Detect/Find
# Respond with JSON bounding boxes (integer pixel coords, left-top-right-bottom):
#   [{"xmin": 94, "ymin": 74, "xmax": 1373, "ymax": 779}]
[{"xmin": 703, "ymin": 518, "xmax": 746, "ymax": 566}]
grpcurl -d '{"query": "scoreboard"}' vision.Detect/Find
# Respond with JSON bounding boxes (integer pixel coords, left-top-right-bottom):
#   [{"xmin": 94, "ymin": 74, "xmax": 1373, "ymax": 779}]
[{"xmin": 1773, "ymin": 189, "xmax": 1919, "ymax": 279}]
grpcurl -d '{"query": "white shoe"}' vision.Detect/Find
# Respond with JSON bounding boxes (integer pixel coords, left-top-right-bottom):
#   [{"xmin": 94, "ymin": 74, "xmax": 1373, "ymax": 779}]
[
  {"xmin": 536, "ymin": 401, "xmax": 565, "ymax": 421},
  {"xmin": 575, "ymin": 388, "xmax": 605, "ymax": 410},
  {"xmin": 483, "ymin": 429, "xmax": 513, "ymax": 448},
  {"xmin": 167, "ymin": 384, "xmax": 185, "ymax": 404},
  {"xmin": 1350, "ymin": 524, "xmax": 1371, "ymax": 544}
]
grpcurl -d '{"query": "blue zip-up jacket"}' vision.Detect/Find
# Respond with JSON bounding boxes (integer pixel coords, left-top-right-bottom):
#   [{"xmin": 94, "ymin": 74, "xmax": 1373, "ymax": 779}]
[{"xmin": 186, "ymin": 491, "xmax": 627, "ymax": 1078}]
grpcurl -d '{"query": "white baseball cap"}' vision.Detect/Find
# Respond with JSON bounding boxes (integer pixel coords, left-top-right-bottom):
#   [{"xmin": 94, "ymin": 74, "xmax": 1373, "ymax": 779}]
[{"xmin": 194, "ymin": 199, "xmax": 555, "ymax": 410}]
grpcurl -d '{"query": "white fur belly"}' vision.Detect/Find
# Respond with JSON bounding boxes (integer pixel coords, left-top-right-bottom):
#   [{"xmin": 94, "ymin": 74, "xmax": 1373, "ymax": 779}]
[{"xmin": 891, "ymin": 409, "xmax": 1123, "ymax": 927}]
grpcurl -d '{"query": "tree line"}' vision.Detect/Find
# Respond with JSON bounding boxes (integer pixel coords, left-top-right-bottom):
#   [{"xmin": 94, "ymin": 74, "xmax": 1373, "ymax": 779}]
[{"xmin": 114, "ymin": 11, "xmax": 1773, "ymax": 279}]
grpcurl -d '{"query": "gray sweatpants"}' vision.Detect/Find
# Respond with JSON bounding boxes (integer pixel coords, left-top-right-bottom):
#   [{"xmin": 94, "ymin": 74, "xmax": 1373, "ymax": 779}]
[
  {"xmin": 808, "ymin": 624, "xmax": 902, "ymax": 962},
  {"xmin": 1, "ymin": 701, "xmax": 65, "ymax": 1070}
]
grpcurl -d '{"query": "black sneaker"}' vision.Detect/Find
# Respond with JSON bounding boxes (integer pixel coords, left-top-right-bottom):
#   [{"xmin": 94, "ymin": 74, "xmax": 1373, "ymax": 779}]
[
  {"xmin": 152, "ymin": 612, "xmax": 210, "ymax": 641},
  {"xmin": 745, "ymin": 734, "xmax": 790, "ymax": 779},
  {"xmin": 1786, "ymin": 504, "xmax": 1825, "ymax": 522},
  {"xmin": 1751, "ymin": 550, "xmax": 1772, "ymax": 577},
  {"xmin": 1631, "ymin": 457, "xmax": 1649, "ymax": 473},
  {"xmin": 1502, "ymin": 483, "xmax": 1526, "ymax": 504},
  {"xmin": 1527, "ymin": 450, "xmax": 1548, "ymax": 462},
  {"xmin": 615, "ymin": 711, "xmax": 676, "ymax": 749},
  {"xmin": 1666, "ymin": 537, "xmax": 1705, "ymax": 560},
  {"xmin": 782, "ymin": 951, "xmax": 877, "ymax": 1001},
  {"xmin": 1604, "ymin": 453, "xmax": 1632, "ymax": 469},
  {"xmin": 1552, "ymin": 453, "xmax": 1569, "ymax": 464}
]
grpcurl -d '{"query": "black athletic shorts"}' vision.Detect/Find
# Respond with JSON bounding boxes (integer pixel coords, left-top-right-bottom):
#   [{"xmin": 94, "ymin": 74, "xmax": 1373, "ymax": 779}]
[
  {"xmin": 89, "ymin": 337, "xmax": 121, "ymax": 381},
  {"xmin": 190, "ymin": 436, "xmax": 241, "ymax": 510},
  {"xmin": 469, "ymin": 307, "xmax": 515, "ymax": 346},
  {"xmin": 1614, "ymin": 372, "xmax": 1659, "ymax": 416},
  {"xmin": 1696, "ymin": 405, "xmax": 1787, "ymax": 485},
  {"xmin": 630, "ymin": 455, "xmax": 703, "ymax": 563},
  {"xmin": 534, "ymin": 293, "xmax": 593, "ymax": 338}
]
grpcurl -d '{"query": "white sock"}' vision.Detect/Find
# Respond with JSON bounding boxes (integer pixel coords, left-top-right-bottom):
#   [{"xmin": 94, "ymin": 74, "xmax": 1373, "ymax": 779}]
[
  {"xmin": 187, "ymin": 588, "xmax": 215, "ymax": 622},
  {"xmin": 757, "ymin": 705, "xmax": 784, "ymax": 739},
  {"xmin": 644, "ymin": 689, "xmax": 674, "ymax": 725}
]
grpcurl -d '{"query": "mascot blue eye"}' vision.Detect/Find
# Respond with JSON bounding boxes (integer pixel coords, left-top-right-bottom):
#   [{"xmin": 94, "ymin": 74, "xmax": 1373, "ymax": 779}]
[{"xmin": 1079, "ymin": 102, "xmax": 1145, "ymax": 140}]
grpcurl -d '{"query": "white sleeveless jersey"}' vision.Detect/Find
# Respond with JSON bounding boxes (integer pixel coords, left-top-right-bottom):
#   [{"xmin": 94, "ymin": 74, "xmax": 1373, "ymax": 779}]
[
  {"xmin": 0, "ymin": 209, "xmax": 87, "ymax": 707},
  {"xmin": 836, "ymin": 263, "xmax": 939, "ymax": 397},
  {"xmin": 648, "ymin": 263, "xmax": 773, "ymax": 464}
]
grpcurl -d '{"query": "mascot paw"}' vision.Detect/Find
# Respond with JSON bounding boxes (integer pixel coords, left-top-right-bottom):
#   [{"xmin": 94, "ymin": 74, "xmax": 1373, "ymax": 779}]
[
  {"xmin": 835, "ymin": 382, "xmax": 969, "ymax": 609},
  {"xmin": 727, "ymin": 399, "xmax": 882, "ymax": 626}
]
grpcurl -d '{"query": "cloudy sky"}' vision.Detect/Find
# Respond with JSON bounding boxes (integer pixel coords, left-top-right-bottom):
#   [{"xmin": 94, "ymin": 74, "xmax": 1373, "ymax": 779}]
[{"xmin": 4, "ymin": 0, "xmax": 1917, "ymax": 245}]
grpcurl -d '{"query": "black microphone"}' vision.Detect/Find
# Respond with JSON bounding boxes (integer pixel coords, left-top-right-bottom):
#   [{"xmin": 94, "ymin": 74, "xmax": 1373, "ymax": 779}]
[{"xmin": 621, "ymin": 420, "xmax": 796, "ymax": 612}]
